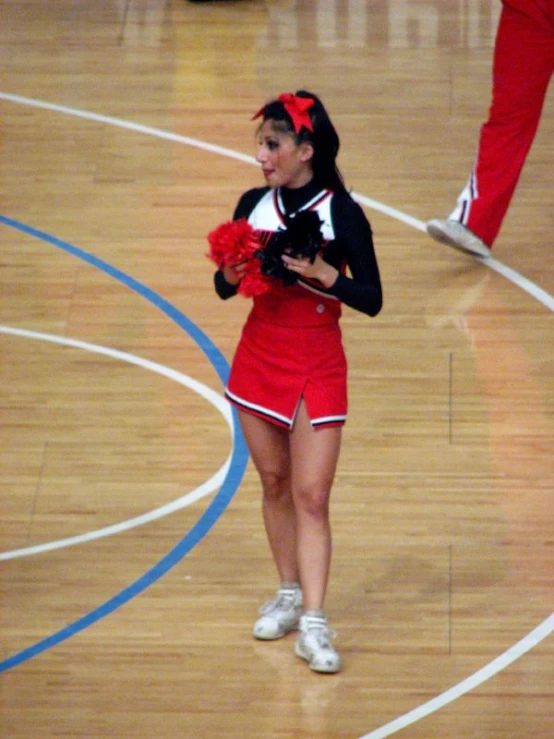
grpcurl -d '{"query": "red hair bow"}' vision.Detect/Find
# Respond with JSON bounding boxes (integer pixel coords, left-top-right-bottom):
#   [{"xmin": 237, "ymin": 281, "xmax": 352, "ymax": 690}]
[{"xmin": 252, "ymin": 92, "xmax": 315, "ymax": 133}]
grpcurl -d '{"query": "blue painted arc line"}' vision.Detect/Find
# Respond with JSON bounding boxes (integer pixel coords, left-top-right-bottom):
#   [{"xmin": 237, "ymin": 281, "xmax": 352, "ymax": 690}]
[
  {"xmin": 0, "ymin": 215, "xmax": 231, "ymax": 386},
  {"xmin": 0, "ymin": 215, "xmax": 249, "ymax": 673},
  {"xmin": 0, "ymin": 443, "xmax": 248, "ymax": 673}
]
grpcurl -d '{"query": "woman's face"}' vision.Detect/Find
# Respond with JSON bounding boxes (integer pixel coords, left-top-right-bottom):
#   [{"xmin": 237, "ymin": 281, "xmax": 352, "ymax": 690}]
[{"xmin": 255, "ymin": 120, "xmax": 314, "ymax": 189}]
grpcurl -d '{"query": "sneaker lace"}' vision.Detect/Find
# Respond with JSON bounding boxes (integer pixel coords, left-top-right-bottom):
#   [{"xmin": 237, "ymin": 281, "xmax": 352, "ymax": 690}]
[
  {"xmin": 259, "ymin": 592, "xmax": 296, "ymax": 616},
  {"xmin": 311, "ymin": 626, "xmax": 337, "ymax": 650}
]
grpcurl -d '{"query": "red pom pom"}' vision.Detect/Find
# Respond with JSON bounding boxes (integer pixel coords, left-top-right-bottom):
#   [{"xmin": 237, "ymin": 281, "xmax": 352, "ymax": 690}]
[
  {"xmin": 206, "ymin": 218, "xmax": 259, "ymax": 268},
  {"xmin": 238, "ymin": 267, "xmax": 271, "ymax": 297},
  {"xmin": 207, "ymin": 218, "xmax": 273, "ymax": 298}
]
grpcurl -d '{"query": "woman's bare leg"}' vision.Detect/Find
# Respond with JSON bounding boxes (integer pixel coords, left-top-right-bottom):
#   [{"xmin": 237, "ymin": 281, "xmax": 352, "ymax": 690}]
[
  {"xmin": 289, "ymin": 401, "xmax": 342, "ymax": 611},
  {"xmin": 238, "ymin": 411, "xmax": 298, "ymax": 582}
]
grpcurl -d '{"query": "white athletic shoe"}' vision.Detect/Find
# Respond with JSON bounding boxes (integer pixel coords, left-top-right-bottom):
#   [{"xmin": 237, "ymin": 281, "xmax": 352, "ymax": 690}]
[
  {"xmin": 295, "ymin": 613, "xmax": 341, "ymax": 674},
  {"xmin": 426, "ymin": 219, "xmax": 491, "ymax": 258},
  {"xmin": 253, "ymin": 584, "xmax": 303, "ymax": 640}
]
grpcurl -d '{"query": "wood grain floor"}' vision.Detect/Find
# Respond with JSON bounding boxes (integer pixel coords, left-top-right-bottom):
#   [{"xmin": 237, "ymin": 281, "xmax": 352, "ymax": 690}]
[{"xmin": 1, "ymin": 1, "xmax": 553, "ymax": 737}]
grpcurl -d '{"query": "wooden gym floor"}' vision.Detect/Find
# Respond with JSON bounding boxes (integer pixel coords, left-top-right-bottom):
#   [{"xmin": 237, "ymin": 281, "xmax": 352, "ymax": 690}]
[{"xmin": 0, "ymin": 1, "xmax": 552, "ymax": 737}]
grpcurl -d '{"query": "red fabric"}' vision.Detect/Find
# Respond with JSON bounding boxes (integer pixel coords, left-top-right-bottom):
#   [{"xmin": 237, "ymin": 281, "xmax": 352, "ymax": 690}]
[
  {"xmin": 252, "ymin": 93, "xmax": 315, "ymax": 133},
  {"xmin": 226, "ymin": 317, "xmax": 347, "ymax": 430},
  {"xmin": 249, "ymin": 279, "xmax": 342, "ymax": 326},
  {"xmin": 453, "ymin": 3, "xmax": 554, "ymax": 245},
  {"xmin": 206, "ymin": 218, "xmax": 272, "ymax": 297}
]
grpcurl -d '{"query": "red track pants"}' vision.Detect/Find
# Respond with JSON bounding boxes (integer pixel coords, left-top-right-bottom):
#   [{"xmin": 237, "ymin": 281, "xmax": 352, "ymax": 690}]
[{"xmin": 450, "ymin": 1, "xmax": 554, "ymax": 247}]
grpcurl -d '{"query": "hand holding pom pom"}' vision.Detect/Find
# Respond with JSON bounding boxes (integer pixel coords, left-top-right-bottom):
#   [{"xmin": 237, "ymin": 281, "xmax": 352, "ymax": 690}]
[{"xmin": 206, "ymin": 218, "xmax": 272, "ymax": 297}]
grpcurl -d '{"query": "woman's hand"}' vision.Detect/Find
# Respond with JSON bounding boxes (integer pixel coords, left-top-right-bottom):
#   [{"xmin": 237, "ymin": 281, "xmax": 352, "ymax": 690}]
[
  {"xmin": 222, "ymin": 261, "xmax": 247, "ymax": 285},
  {"xmin": 281, "ymin": 253, "xmax": 338, "ymax": 288}
]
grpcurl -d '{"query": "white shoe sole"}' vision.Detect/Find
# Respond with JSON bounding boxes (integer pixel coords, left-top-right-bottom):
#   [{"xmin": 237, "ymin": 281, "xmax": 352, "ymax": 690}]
[
  {"xmin": 253, "ymin": 617, "xmax": 299, "ymax": 641},
  {"xmin": 426, "ymin": 219, "xmax": 491, "ymax": 258},
  {"xmin": 253, "ymin": 624, "xmax": 298, "ymax": 640}
]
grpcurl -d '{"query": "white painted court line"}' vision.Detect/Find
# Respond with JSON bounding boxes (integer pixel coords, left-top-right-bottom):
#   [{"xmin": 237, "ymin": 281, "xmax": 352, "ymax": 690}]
[
  {"xmin": 0, "ymin": 326, "xmax": 233, "ymax": 560},
  {"xmin": 1, "ymin": 91, "xmax": 552, "ymax": 735},
  {"xmin": 0, "ymin": 92, "xmax": 256, "ymax": 166},
  {"xmin": 485, "ymin": 257, "xmax": 554, "ymax": 312},
  {"xmin": 1, "ymin": 90, "xmax": 551, "ymax": 312},
  {"xmin": 360, "ymin": 613, "xmax": 554, "ymax": 738}
]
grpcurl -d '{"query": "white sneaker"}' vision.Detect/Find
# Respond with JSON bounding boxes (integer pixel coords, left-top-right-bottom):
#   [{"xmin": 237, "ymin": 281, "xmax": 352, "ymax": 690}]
[
  {"xmin": 253, "ymin": 584, "xmax": 303, "ymax": 640},
  {"xmin": 426, "ymin": 219, "xmax": 491, "ymax": 258},
  {"xmin": 295, "ymin": 613, "xmax": 341, "ymax": 674}
]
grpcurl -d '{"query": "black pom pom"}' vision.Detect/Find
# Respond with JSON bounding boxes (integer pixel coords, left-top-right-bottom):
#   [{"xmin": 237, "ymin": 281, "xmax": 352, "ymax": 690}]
[{"xmin": 256, "ymin": 210, "xmax": 324, "ymax": 285}]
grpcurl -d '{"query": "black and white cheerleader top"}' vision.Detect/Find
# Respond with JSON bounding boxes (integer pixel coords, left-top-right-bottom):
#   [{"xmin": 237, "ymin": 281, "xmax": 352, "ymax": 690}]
[{"xmin": 214, "ymin": 178, "xmax": 382, "ymax": 328}]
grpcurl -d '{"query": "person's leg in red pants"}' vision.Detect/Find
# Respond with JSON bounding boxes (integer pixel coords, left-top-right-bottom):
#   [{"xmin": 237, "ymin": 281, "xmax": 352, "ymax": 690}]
[{"xmin": 427, "ymin": 2, "xmax": 554, "ymax": 256}]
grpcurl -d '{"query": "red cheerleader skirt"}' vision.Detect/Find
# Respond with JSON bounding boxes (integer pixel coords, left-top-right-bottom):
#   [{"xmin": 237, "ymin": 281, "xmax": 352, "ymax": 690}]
[{"xmin": 225, "ymin": 316, "xmax": 348, "ymax": 430}]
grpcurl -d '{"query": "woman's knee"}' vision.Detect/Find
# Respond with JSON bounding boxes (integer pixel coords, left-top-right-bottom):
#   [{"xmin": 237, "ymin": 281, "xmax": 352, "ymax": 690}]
[
  {"xmin": 293, "ymin": 483, "xmax": 331, "ymax": 520},
  {"xmin": 259, "ymin": 468, "xmax": 291, "ymax": 501}
]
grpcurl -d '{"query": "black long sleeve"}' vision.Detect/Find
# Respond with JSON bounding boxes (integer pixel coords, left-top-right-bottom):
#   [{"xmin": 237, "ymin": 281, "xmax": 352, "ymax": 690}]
[
  {"xmin": 214, "ymin": 269, "xmax": 238, "ymax": 299},
  {"xmin": 213, "ymin": 184, "xmax": 382, "ymax": 318},
  {"xmin": 324, "ymin": 193, "xmax": 382, "ymax": 317}
]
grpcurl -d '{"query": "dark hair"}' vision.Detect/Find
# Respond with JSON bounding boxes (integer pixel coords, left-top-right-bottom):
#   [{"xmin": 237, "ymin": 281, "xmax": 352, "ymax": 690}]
[{"xmin": 258, "ymin": 90, "xmax": 347, "ymax": 194}]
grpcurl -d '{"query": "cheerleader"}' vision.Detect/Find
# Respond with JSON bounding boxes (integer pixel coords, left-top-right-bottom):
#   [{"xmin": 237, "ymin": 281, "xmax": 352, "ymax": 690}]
[{"xmin": 210, "ymin": 91, "xmax": 382, "ymax": 673}]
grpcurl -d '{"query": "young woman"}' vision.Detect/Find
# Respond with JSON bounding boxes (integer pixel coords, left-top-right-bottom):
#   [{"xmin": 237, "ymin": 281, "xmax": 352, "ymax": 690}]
[{"xmin": 212, "ymin": 91, "xmax": 382, "ymax": 673}]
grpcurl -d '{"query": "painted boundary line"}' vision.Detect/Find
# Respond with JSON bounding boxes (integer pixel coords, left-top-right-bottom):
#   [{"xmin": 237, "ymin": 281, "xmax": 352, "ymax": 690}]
[
  {"xmin": 0, "ymin": 216, "xmax": 249, "ymax": 672},
  {"xmin": 1, "ymin": 92, "xmax": 552, "ymax": 312},
  {"xmin": 360, "ymin": 613, "xmax": 554, "ymax": 738},
  {"xmin": 0, "ymin": 93, "xmax": 552, "ymax": 736},
  {"xmin": 0, "ymin": 326, "xmax": 233, "ymax": 561}
]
